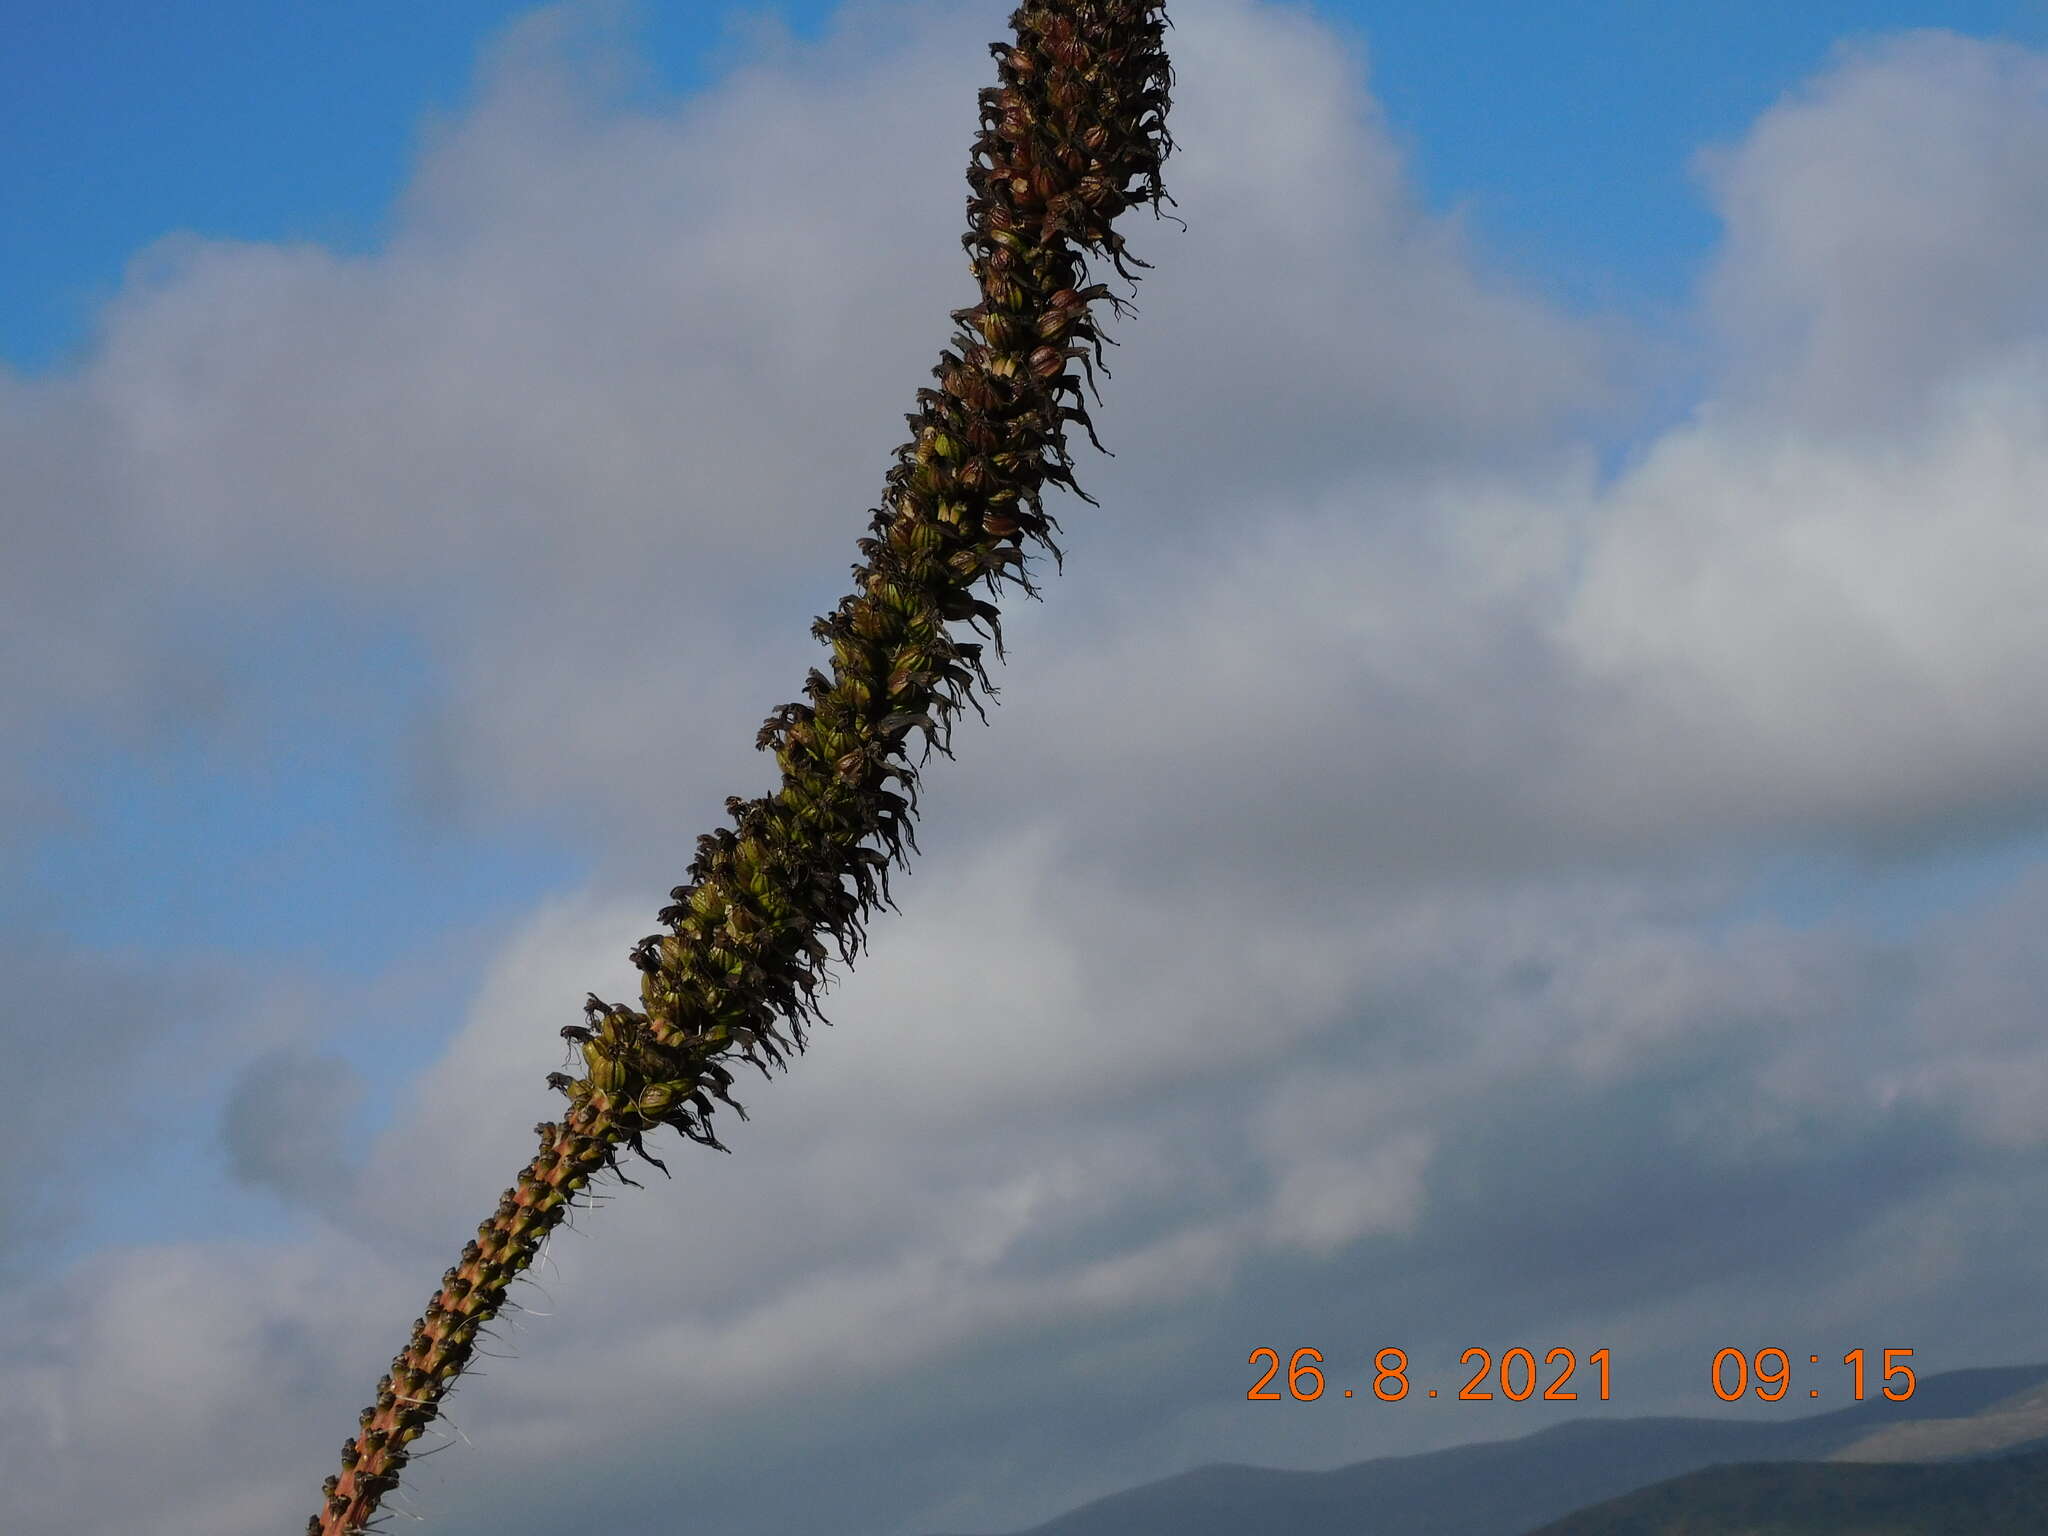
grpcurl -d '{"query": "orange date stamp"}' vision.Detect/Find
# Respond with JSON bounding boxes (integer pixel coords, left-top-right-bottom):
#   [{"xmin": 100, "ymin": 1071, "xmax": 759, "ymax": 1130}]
[
  {"xmin": 1248, "ymin": 1347, "xmax": 1613, "ymax": 1402},
  {"xmin": 1247, "ymin": 1347, "xmax": 1917, "ymax": 1404}
]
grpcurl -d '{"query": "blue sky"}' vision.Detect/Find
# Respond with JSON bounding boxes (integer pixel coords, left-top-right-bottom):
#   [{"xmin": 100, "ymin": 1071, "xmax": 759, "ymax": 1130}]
[
  {"xmin": 9, "ymin": 4, "xmax": 2048, "ymax": 1534},
  {"xmin": 13, "ymin": 0, "xmax": 2048, "ymax": 376},
  {"xmin": 10, "ymin": 0, "xmax": 2043, "ymax": 985},
  {"xmin": 11, "ymin": 0, "xmax": 2045, "ymax": 1238}
]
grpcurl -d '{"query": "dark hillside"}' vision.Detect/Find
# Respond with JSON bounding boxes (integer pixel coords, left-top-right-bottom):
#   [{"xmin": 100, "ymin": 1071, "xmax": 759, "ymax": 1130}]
[
  {"xmin": 1520, "ymin": 1445, "xmax": 2048, "ymax": 1536},
  {"xmin": 922, "ymin": 1363, "xmax": 2048, "ymax": 1536}
]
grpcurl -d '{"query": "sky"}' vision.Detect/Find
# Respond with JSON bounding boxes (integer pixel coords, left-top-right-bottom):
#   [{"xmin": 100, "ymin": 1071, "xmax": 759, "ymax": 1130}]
[{"xmin": 6, "ymin": 0, "xmax": 2048, "ymax": 1532}]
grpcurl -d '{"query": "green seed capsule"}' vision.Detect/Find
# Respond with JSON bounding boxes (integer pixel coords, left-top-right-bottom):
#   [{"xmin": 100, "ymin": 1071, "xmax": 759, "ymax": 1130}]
[{"xmin": 638, "ymin": 1083, "xmax": 677, "ymax": 1113}]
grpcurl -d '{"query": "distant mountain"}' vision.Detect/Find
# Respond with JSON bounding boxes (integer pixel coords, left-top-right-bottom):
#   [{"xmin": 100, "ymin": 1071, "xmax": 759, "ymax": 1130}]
[
  {"xmin": 922, "ymin": 1363, "xmax": 2048, "ymax": 1536},
  {"xmin": 1521, "ymin": 1444, "xmax": 2048, "ymax": 1535}
]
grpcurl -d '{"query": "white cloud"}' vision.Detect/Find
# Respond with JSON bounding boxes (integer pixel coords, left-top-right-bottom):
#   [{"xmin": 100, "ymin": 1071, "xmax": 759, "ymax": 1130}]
[
  {"xmin": 1696, "ymin": 29, "xmax": 2048, "ymax": 436},
  {"xmin": 1561, "ymin": 358, "xmax": 2048, "ymax": 842}
]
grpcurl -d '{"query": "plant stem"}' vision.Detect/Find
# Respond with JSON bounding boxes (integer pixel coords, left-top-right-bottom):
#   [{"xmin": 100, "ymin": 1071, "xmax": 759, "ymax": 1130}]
[{"xmin": 306, "ymin": 5, "xmax": 1178, "ymax": 1530}]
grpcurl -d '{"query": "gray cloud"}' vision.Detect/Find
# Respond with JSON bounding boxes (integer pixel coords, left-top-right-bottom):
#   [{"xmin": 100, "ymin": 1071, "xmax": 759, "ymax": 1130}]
[
  {"xmin": 7, "ymin": 855, "xmax": 2044, "ymax": 1535},
  {"xmin": 220, "ymin": 1045, "xmax": 366, "ymax": 1211},
  {"xmin": 0, "ymin": 931, "xmax": 253, "ymax": 1288}
]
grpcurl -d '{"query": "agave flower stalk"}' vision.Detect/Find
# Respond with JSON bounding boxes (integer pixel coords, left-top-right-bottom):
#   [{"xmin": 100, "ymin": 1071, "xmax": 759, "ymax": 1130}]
[{"xmin": 307, "ymin": 4, "xmax": 1178, "ymax": 1531}]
